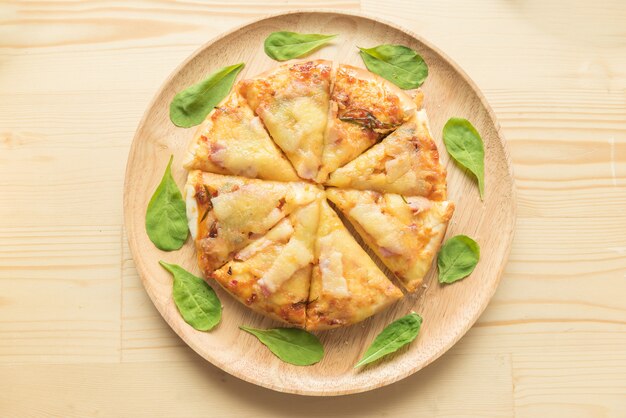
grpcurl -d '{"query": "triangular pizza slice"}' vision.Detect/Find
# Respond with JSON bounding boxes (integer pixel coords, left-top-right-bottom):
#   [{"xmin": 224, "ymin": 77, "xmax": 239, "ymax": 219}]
[
  {"xmin": 211, "ymin": 200, "xmax": 321, "ymax": 327},
  {"xmin": 183, "ymin": 90, "xmax": 298, "ymax": 181},
  {"xmin": 326, "ymin": 109, "xmax": 447, "ymax": 201},
  {"xmin": 185, "ymin": 171, "xmax": 322, "ymax": 275},
  {"xmin": 326, "ymin": 188, "xmax": 454, "ymax": 292},
  {"xmin": 306, "ymin": 199, "xmax": 403, "ymax": 330},
  {"xmin": 239, "ymin": 60, "xmax": 332, "ymax": 180},
  {"xmin": 317, "ymin": 64, "xmax": 417, "ymax": 182}
]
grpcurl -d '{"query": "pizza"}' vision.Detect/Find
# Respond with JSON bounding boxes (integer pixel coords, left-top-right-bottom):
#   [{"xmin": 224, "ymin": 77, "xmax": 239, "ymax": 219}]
[
  {"xmin": 184, "ymin": 170, "xmax": 321, "ymax": 275},
  {"xmin": 239, "ymin": 60, "xmax": 331, "ymax": 181},
  {"xmin": 317, "ymin": 64, "xmax": 417, "ymax": 182},
  {"xmin": 183, "ymin": 90, "xmax": 298, "ymax": 181},
  {"xmin": 306, "ymin": 199, "xmax": 403, "ymax": 330},
  {"xmin": 326, "ymin": 109, "xmax": 448, "ymax": 200},
  {"xmin": 179, "ymin": 61, "xmax": 455, "ymax": 329},
  {"xmin": 326, "ymin": 188, "xmax": 454, "ymax": 292},
  {"xmin": 211, "ymin": 200, "xmax": 320, "ymax": 327}
]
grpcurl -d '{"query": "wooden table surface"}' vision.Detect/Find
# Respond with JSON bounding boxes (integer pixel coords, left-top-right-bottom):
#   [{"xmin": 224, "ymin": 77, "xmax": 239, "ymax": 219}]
[{"xmin": 1, "ymin": 1, "xmax": 625, "ymax": 416}]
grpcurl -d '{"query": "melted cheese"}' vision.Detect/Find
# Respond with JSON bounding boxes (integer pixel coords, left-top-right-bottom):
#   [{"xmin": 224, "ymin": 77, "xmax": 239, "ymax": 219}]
[
  {"xmin": 211, "ymin": 186, "xmax": 282, "ymax": 232},
  {"xmin": 261, "ymin": 96, "xmax": 326, "ymax": 180},
  {"xmin": 235, "ymin": 220, "xmax": 294, "ymax": 261},
  {"xmin": 349, "ymin": 203, "xmax": 407, "ymax": 255},
  {"xmin": 384, "ymin": 194, "xmax": 413, "ymax": 224},
  {"xmin": 318, "ymin": 235, "xmax": 350, "ymax": 297},
  {"xmin": 258, "ymin": 238, "xmax": 313, "ymax": 293}
]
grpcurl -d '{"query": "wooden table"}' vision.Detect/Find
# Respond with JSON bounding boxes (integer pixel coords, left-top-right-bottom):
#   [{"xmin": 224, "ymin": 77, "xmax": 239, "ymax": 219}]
[{"xmin": 1, "ymin": 1, "xmax": 624, "ymax": 416}]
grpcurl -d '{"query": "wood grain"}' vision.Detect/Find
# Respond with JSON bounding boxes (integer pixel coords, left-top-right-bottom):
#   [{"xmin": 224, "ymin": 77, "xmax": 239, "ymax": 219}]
[
  {"xmin": 123, "ymin": 10, "xmax": 516, "ymax": 395},
  {"xmin": 0, "ymin": 0, "xmax": 624, "ymax": 415}
]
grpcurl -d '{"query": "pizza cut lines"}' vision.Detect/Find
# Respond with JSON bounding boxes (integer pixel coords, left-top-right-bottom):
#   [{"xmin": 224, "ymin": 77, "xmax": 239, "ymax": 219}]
[{"xmin": 182, "ymin": 61, "xmax": 453, "ymax": 328}]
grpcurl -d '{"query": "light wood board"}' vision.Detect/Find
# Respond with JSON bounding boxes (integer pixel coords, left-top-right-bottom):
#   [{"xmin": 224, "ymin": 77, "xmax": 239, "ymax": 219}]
[
  {"xmin": 123, "ymin": 10, "xmax": 515, "ymax": 395},
  {"xmin": 1, "ymin": 0, "xmax": 625, "ymax": 415}
]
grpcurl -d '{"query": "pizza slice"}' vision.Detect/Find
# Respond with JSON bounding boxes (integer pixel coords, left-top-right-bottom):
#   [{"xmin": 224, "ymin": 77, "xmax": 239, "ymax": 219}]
[
  {"xmin": 317, "ymin": 64, "xmax": 417, "ymax": 182},
  {"xmin": 183, "ymin": 90, "xmax": 298, "ymax": 182},
  {"xmin": 326, "ymin": 188, "xmax": 454, "ymax": 292},
  {"xmin": 326, "ymin": 109, "xmax": 447, "ymax": 200},
  {"xmin": 239, "ymin": 60, "xmax": 332, "ymax": 180},
  {"xmin": 211, "ymin": 200, "xmax": 321, "ymax": 327},
  {"xmin": 185, "ymin": 171, "xmax": 322, "ymax": 275},
  {"xmin": 306, "ymin": 199, "xmax": 403, "ymax": 330}
]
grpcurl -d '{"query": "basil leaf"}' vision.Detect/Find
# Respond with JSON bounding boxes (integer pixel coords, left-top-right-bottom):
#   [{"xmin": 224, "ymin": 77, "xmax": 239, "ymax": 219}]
[
  {"xmin": 160, "ymin": 261, "xmax": 221, "ymax": 331},
  {"xmin": 145, "ymin": 155, "xmax": 188, "ymax": 251},
  {"xmin": 437, "ymin": 235, "xmax": 480, "ymax": 284},
  {"xmin": 169, "ymin": 63, "xmax": 244, "ymax": 128},
  {"xmin": 355, "ymin": 313, "xmax": 422, "ymax": 368},
  {"xmin": 443, "ymin": 118, "xmax": 485, "ymax": 199},
  {"xmin": 240, "ymin": 326, "xmax": 324, "ymax": 366},
  {"xmin": 358, "ymin": 44, "xmax": 428, "ymax": 89},
  {"xmin": 264, "ymin": 31, "xmax": 337, "ymax": 61}
]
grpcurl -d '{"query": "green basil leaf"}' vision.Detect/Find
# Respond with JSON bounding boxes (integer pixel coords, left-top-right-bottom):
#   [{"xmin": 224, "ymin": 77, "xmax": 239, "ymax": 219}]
[
  {"xmin": 437, "ymin": 235, "xmax": 480, "ymax": 284},
  {"xmin": 169, "ymin": 63, "xmax": 244, "ymax": 128},
  {"xmin": 358, "ymin": 44, "xmax": 428, "ymax": 89},
  {"xmin": 264, "ymin": 31, "xmax": 337, "ymax": 61},
  {"xmin": 355, "ymin": 313, "xmax": 422, "ymax": 368},
  {"xmin": 160, "ymin": 261, "xmax": 221, "ymax": 331},
  {"xmin": 240, "ymin": 326, "xmax": 324, "ymax": 366},
  {"xmin": 443, "ymin": 118, "xmax": 485, "ymax": 199},
  {"xmin": 145, "ymin": 155, "xmax": 188, "ymax": 251}
]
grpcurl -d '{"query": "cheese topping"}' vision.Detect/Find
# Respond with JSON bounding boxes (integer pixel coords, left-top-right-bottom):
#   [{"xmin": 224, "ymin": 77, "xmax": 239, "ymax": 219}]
[
  {"xmin": 349, "ymin": 203, "xmax": 407, "ymax": 255},
  {"xmin": 211, "ymin": 186, "xmax": 283, "ymax": 232},
  {"xmin": 235, "ymin": 220, "xmax": 294, "ymax": 261},
  {"xmin": 318, "ymin": 235, "xmax": 350, "ymax": 297},
  {"xmin": 258, "ymin": 238, "xmax": 313, "ymax": 294}
]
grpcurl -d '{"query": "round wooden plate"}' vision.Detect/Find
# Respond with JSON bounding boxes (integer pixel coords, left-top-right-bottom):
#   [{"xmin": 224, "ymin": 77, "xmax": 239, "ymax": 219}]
[{"xmin": 124, "ymin": 10, "xmax": 516, "ymax": 396}]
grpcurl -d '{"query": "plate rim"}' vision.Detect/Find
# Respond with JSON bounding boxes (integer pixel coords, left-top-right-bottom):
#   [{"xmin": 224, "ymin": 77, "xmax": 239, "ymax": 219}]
[{"xmin": 123, "ymin": 8, "xmax": 517, "ymax": 396}]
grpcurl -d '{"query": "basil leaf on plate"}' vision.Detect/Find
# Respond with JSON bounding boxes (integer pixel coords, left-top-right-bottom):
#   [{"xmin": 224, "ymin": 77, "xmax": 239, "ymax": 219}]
[
  {"xmin": 443, "ymin": 118, "xmax": 485, "ymax": 199},
  {"xmin": 264, "ymin": 31, "xmax": 337, "ymax": 61},
  {"xmin": 145, "ymin": 155, "xmax": 188, "ymax": 251},
  {"xmin": 437, "ymin": 235, "xmax": 480, "ymax": 284},
  {"xmin": 170, "ymin": 63, "xmax": 244, "ymax": 128},
  {"xmin": 355, "ymin": 313, "xmax": 423, "ymax": 368},
  {"xmin": 160, "ymin": 261, "xmax": 222, "ymax": 331},
  {"xmin": 358, "ymin": 44, "xmax": 428, "ymax": 89},
  {"xmin": 240, "ymin": 326, "xmax": 324, "ymax": 366}
]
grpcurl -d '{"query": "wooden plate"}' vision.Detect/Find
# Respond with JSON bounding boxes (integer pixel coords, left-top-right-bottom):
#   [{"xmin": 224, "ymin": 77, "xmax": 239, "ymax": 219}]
[{"xmin": 123, "ymin": 10, "xmax": 516, "ymax": 396}]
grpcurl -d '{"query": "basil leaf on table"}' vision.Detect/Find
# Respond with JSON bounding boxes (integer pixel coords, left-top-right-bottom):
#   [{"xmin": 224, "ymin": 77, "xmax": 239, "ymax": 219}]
[
  {"xmin": 169, "ymin": 63, "xmax": 244, "ymax": 128},
  {"xmin": 358, "ymin": 44, "xmax": 428, "ymax": 89},
  {"xmin": 355, "ymin": 313, "xmax": 423, "ymax": 368},
  {"xmin": 437, "ymin": 235, "xmax": 480, "ymax": 284},
  {"xmin": 264, "ymin": 31, "xmax": 337, "ymax": 61},
  {"xmin": 240, "ymin": 326, "xmax": 324, "ymax": 366},
  {"xmin": 145, "ymin": 155, "xmax": 188, "ymax": 251},
  {"xmin": 443, "ymin": 118, "xmax": 485, "ymax": 199},
  {"xmin": 160, "ymin": 261, "xmax": 222, "ymax": 331}
]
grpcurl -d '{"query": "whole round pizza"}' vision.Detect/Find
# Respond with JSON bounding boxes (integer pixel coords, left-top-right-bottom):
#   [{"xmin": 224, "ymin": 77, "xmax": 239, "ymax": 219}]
[{"xmin": 183, "ymin": 60, "xmax": 453, "ymax": 330}]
